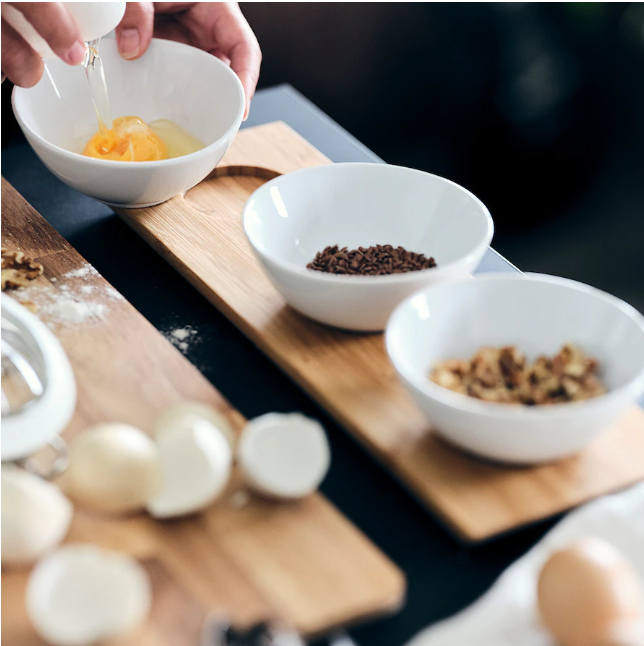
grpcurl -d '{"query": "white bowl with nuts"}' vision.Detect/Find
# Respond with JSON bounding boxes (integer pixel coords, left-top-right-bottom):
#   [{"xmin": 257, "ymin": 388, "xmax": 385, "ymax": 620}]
[{"xmin": 386, "ymin": 273, "xmax": 644, "ymax": 464}]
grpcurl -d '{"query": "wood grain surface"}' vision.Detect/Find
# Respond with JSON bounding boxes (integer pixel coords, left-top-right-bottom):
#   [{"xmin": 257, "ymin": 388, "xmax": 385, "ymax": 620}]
[
  {"xmin": 113, "ymin": 121, "xmax": 644, "ymax": 542},
  {"xmin": 0, "ymin": 177, "xmax": 405, "ymax": 642}
]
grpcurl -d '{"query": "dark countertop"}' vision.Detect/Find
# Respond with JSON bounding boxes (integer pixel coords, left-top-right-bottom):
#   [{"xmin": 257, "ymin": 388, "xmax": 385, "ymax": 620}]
[{"xmin": 1, "ymin": 84, "xmax": 563, "ymax": 646}]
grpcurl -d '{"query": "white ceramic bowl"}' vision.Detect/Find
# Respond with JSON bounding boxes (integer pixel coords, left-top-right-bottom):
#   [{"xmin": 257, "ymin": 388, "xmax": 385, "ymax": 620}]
[
  {"xmin": 386, "ymin": 274, "xmax": 644, "ymax": 464},
  {"xmin": 1, "ymin": 294, "xmax": 76, "ymax": 462},
  {"xmin": 12, "ymin": 38, "xmax": 244, "ymax": 207},
  {"xmin": 243, "ymin": 163, "xmax": 494, "ymax": 331}
]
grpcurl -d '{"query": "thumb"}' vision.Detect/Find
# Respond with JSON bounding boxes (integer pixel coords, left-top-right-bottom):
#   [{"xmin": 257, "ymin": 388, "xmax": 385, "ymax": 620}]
[{"xmin": 115, "ymin": 2, "xmax": 154, "ymax": 60}]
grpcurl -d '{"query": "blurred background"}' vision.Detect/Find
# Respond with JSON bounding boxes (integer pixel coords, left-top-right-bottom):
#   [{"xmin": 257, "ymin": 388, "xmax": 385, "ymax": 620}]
[
  {"xmin": 2, "ymin": 2, "xmax": 643, "ymax": 310},
  {"xmin": 242, "ymin": 1, "xmax": 644, "ymax": 311}
]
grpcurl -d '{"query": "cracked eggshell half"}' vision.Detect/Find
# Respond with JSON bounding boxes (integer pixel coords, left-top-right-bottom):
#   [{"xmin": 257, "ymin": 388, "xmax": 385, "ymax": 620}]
[
  {"xmin": 154, "ymin": 401, "xmax": 236, "ymax": 447},
  {"xmin": 1, "ymin": 465, "xmax": 73, "ymax": 567},
  {"xmin": 64, "ymin": 423, "xmax": 161, "ymax": 514},
  {"xmin": 26, "ymin": 543, "xmax": 151, "ymax": 646},
  {"xmin": 147, "ymin": 417, "xmax": 233, "ymax": 519},
  {"xmin": 238, "ymin": 413, "xmax": 331, "ymax": 500}
]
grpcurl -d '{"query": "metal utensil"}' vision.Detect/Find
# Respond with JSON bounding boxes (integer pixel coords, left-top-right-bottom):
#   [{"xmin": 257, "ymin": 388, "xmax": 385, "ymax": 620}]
[
  {"xmin": 199, "ymin": 615, "xmax": 358, "ymax": 646},
  {"xmin": 1, "ymin": 335, "xmax": 45, "ymax": 415},
  {"xmin": 200, "ymin": 616, "xmax": 305, "ymax": 646}
]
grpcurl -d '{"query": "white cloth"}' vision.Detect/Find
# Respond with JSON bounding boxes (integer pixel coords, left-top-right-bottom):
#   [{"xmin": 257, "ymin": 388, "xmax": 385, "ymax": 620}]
[{"xmin": 406, "ymin": 483, "xmax": 644, "ymax": 646}]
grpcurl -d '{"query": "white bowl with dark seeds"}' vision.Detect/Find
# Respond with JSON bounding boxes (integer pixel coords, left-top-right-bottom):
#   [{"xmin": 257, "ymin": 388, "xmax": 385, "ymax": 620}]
[{"xmin": 242, "ymin": 163, "xmax": 494, "ymax": 331}]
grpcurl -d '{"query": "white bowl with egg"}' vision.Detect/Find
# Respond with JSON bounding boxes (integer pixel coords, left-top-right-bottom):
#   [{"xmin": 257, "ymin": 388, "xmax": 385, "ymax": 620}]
[
  {"xmin": 242, "ymin": 163, "xmax": 494, "ymax": 331},
  {"xmin": 386, "ymin": 273, "xmax": 644, "ymax": 464},
  {"xmin": 12, "ymin": 38, "xmax": 244, "ymax": 207}
]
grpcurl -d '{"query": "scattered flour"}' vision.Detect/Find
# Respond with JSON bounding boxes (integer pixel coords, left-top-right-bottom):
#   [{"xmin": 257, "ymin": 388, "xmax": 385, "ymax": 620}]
[
  {"xmin": 164, "ymin": 326, "xmax": 199, "ymax": 353},
  {"xmin": 13, "ymin": 263, "xmax": 124, "ymax": 328},
  {"xmin": 105, "ymin": 286, "xmax": 125, "ymax": 302},
  {"xmin": 171, "ymin": 328, "xmax": 192, "ymax": 341},
  {"xmin": 63, "ymin": 265, "xmax": 99, "ymax": 279},
  {"xmin": 42, "ymin": 298, "xmax": 107, "ymax": 324}
]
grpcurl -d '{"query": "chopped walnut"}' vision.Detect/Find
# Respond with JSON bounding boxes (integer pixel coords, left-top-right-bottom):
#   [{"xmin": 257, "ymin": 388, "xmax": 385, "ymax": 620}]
[
  {"xmin": 430, "ymin": 344, "xmax": 605, "ymax": 406},
  {"xmin": 1, "ymin": 248, "xmax": 44, "ymax": 291}
]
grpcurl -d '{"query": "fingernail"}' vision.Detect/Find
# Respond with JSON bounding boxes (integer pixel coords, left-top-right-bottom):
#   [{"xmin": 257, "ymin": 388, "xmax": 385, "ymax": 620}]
[
  {"xmin": 119, "ymin": 28, "xmax": 140, "ymax": 60},
  {"xmin": 64, "ymin": 41, "xmax": 86, "ymax": 66}
]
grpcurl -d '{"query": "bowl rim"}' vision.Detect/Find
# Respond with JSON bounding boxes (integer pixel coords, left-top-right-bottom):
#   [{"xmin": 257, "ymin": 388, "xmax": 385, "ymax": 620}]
[
  {"xmin": 1, "ymin": 294, "xmax": 77, "ymax": 461},
  {"xmin": 386, "ymin": 272, "xmax": 644, "ymax": 421},
  {"xmin": 11, "ymin": 38, "xmax": 245, "ymax": 169},
  {"xmin": 242, "ymin": 162, "xmax": 495, "ymax": 285}
]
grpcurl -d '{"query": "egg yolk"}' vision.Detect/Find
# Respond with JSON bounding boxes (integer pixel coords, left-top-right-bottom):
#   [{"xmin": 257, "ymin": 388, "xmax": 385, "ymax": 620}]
[{"xmin": 83, "ymin": 116, "xmax": 168, "ymax": 162}]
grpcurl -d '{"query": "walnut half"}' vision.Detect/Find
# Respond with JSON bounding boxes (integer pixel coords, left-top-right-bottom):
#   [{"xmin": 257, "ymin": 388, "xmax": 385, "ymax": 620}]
[{"xmin": 1, "ymin": 248, "xmax": 44, "ymax": 291}]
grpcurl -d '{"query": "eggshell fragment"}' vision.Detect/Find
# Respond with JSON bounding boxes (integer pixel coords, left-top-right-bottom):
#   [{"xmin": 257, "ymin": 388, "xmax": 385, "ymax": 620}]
[
  {"xmin": 64, "ymin": 423, "xmax": 161, "ymax": 514},
  {"xmin": 1, "ymin": 466, "xmax": 73, "ymax": 567},
  {"xmin": 147, "ymin": 417, "xmax": 232, "ymax": 519},
  {"xmin": 538, "ymin": 538, "xmax": 643, "ymax": 646},
  {"xmin": 154, "ymin": 401, "xmax": 236, "ymax": 447},
  {"xmin": 26, "ymin": 544, "xmax": 151, "ymax": 646},
  {"xmin": 238, "ymin": 413, "xmax": 330, "ymax": 500}
]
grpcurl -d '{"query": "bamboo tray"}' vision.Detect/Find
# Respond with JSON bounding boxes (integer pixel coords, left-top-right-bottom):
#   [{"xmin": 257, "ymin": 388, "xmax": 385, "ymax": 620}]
[{"xmin": 113, "ymin": 122, "xmax": 644, "ymax": 542}]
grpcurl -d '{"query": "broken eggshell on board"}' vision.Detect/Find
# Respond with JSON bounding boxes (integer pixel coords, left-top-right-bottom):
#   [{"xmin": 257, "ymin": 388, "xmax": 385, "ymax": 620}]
[
  {"xmin": 238, "ymin": 413, "xmax": 331, "ymax": 500},
  {"xmin": 26, "ymin": 543, "xmax": 151, "ymax": 646},
  {"xmin": 63, "ymin": 423, "xmax": 161, "ymax": 515},
  {"xmin": 154, "ymin": 400, "xmax": 237, "ymax": 448},
  {"xmin": 147, "ymin": 415, "xmax": 233, "ymax": 519},
  {"xmin": 1, "ymin": 465, "xmax": 73, "ymax": 567}
]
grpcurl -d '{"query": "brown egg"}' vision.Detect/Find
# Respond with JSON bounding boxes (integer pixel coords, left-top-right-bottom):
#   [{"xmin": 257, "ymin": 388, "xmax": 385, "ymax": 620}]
[
  {"xmin": 537, "ymin": 538, "xmax": 643, "ymax": 646},
  {"xmin": 597, "ymin": 619, "xmax": 644, "ymax": 646}
]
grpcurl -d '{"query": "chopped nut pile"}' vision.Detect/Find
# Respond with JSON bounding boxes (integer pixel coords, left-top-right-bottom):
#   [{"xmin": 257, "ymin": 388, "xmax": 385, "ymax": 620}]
[
  {"xmin": 1, "ymin": 248, "xmax": 44, "ymax": 291},
  {"xmin": 430, "ymin": 344, "xmax": 605, "ymax": 405},
  {"xmin": 307, "ymin": 244, "xmax": 437, "ymax": 276}
]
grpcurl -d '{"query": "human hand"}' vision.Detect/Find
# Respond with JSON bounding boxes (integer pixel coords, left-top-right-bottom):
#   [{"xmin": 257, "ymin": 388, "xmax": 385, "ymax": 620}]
[
  {"xmin": 115, "ymin": 2, "xmax": 261, "ymax": 119},
  {"xmin": 1, "ymin": 2, "xmax": 86, "ymax": 87}
]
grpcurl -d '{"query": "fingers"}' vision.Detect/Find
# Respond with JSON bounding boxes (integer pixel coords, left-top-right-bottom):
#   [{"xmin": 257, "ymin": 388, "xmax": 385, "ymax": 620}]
[
  {"xmin": 115, "ymin": 2, "xmax": 154, "ymax": 60},
  {"xmin": 153, "ymin": 3, "xmax": 194, "ymax": 14},
  {"xmin": 152, "ymin": 13, "xmax": 192, "ymax": 45},
  {"xmin": 1, "ymin": 17, "xmax": 44, "ymax": 87},
  {"xmin": 11, "ymin": 2, "xmax": 85, "ymax": 65},
  {"xmin": 230, "ymin": 38, "xmax": 261, "ymax": 120},
  {"xmin": 212, "ymin": 4, "xmax": 261, "ymax": 119}
]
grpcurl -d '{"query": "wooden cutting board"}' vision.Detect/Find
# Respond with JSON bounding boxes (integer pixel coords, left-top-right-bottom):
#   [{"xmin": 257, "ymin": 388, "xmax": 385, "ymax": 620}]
[
  {"xmin": 112, "ymin": 121, "xmax": 644, "ymax": 542},
  {"xmin": 0, "ymin": 177, "xmax": 406, "ymax": 642}
]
